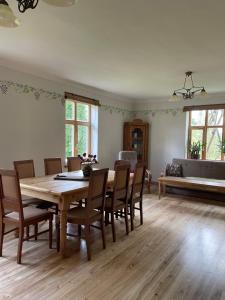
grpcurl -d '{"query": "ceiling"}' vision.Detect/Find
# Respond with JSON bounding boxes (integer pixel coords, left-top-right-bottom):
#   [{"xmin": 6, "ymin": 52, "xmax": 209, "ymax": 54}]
[{"xmin": 1, "ymin": 0, "xmax": 225, "ymax": 101}]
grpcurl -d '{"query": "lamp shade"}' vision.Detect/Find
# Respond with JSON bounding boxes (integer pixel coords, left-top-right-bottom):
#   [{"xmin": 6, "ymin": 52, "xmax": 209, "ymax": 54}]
[
  {"xmin": 42, "ymin": 0, "xmax": 75, "ymax": 6},
  {"xmin": 0, "ymin": 1, "xmax": 20, "ymax": 28},
  {"xmin": 169, "ymin": 92, "xmax": 180, "ymax": 102}
]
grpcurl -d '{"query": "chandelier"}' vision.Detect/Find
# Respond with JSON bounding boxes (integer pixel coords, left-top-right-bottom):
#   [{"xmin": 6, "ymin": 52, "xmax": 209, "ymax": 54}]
[
  {"xmin": 171, "ymin": 71, "xmax": 207, "ymax": 101},
  {"xmin": 0, "ymin": 0, "xmax": 76, "ymax": 27}
]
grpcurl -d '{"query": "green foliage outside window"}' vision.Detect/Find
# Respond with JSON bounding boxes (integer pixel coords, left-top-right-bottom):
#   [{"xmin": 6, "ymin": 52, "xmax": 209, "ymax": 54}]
[{"xmin": 65, "ymin": 100, "xmax": 89, "ymax": 157}]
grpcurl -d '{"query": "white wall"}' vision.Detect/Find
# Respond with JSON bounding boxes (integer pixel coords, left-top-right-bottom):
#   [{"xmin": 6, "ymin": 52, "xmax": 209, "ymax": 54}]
[
  {"xmin": 134, "ymin": 95, "xmax": 225, "ymax": 181},
  {"xmin": 0, "ymin": 66, "xmax": 133, "ymax": 175}
]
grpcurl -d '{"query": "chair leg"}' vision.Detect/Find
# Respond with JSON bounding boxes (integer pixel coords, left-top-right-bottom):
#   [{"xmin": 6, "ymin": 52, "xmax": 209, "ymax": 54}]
[
  {"xmin": 101, "ymin": 218, "xmax": 106, "ymax": 249},
  {"xmin": 140, "ymin": 200, "xmax": 143, "ymax": 225},
  {"xmin": 17, "ymin": 226, "xmax": 24, "ymax": 264},
  {"xmin": 49, "ymin": 217, "xmax": 53, "ymax": 249},
  {"xmin": 84, "ymin": 225, "xmax": 91, "ymax": 261},
  {"xmin": 130, "ymin": 203, "xmax": 134, "ymax": 231},
  {"xmin": 34, "ymin": 224, "xmax": 38, "ymax": 240},
  {"xmin": 0, "ymin": 222, "xmax": 5, "ymax": 257},
  {"xmin": 78, "ymin": 225, "xmax": 82, "ymax": 237},
  {"xmin": 14, "ymin": 228, "xmax": 19, "ymax": 238},
  {"xmin": 26, "ymin": 226, "xmax": 30, "ymax": 239},
  {"xmin": 56, "ymin": 218, "xmax": 60, "ymax": 252},
  {"xmin": 55, "ymin": 204, "xmax": 59, "ymax": 215},
  {"xmin": 125, "ymin": 206, "xmax": 129, "ymax": 235},
  {"xmin": 111, "ymin": 212, "xmax": 116, "ymax": 242},
  {"xmin": 105, "ymin": 212, "xmax": 109, "ymax": 226}
]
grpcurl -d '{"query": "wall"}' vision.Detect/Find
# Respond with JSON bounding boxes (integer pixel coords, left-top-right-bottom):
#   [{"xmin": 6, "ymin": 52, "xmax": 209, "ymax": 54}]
[
  {"xmin": 0, "ymin": 66, "xmax": 133, "ymax": 175},
  {"xmin": 134, "ymin": 95, "xmax": 225, "ymax": 181}
]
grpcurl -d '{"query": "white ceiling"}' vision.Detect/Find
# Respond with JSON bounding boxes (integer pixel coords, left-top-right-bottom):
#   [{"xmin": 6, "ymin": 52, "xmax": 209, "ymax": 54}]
[{"xmin": 1, "ymin": 0, "xmax": 225, "ymax": 101}]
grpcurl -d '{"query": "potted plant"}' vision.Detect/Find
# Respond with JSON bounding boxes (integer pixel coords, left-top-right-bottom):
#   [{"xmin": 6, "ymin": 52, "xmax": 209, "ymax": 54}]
[
  {"xmin": 189, "ymin": 141, "xmax": 202, "ymax": 159},
  {"xmin": 78, "ymin": 153, "xmax": 98, "ymax": 177},
  {"xmin": 218, "ymin": 140, "xmax": 225, "ymax": 159}
]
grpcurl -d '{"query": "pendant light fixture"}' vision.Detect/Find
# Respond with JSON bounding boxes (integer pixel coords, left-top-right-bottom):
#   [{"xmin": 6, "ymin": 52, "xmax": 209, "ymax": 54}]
[
  {"xmin": 0, "ymin": 0, "xmax": 20, "ymax": 27},
  {"xmin": 170, "ymin": 71, "xmax": 207, "ymax": 101},
  {"xmin": 0, "ymin": 0, "xmax": 77, "ymax": 28}
]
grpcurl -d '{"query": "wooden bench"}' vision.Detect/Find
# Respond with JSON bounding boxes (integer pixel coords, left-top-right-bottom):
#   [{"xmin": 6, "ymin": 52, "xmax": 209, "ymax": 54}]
[{"xmin": 158, "ymin": 176, "xmax": 225, "ymax": 199}]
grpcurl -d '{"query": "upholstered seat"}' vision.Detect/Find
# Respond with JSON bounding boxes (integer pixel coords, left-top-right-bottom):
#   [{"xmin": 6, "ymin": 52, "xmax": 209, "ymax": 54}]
[
  {"xmin": 6, "ymin": 207, "xmax": 51, "ymax": 223},
  {"xmin": 67, "ymin": 207, "xmax": 101, "ymax": 224},
  {"xmin": 105, "ymin": 198, "xmax": 125, "ymax": 210}
]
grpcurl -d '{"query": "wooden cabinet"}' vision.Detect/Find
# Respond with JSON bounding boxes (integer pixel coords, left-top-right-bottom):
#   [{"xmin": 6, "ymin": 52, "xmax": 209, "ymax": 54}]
[{"xmin": 123, "ymin": 119, "xmax": 149, "ymax": 167}]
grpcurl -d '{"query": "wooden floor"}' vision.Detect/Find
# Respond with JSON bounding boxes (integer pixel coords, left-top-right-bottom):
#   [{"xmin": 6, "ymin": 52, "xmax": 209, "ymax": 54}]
[{"xmin": 1, "ymin": 193, "xmax": 225, "ymax": 300}]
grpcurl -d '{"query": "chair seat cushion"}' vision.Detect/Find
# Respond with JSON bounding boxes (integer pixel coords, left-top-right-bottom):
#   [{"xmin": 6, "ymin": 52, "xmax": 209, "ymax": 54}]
[
  {"xmin": 67, "ymin": 207, "xmax": 101, "ymax": 224},
  {"xmin": 6, "ymin": 207, "xmax": 52, "ymax": 223},
  {"xmin": 105, "ymin": 197, "xmax": 126, "ymax": 210},
  {"xmin": 22, "ymin": 197, "xmax": 46, "ymax": 207}
]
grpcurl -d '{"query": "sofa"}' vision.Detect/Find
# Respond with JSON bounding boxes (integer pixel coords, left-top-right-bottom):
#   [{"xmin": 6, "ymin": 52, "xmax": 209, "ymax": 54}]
[{"xmin": 166, "ymin": 158, "xmax": 225, "ymax": 201}]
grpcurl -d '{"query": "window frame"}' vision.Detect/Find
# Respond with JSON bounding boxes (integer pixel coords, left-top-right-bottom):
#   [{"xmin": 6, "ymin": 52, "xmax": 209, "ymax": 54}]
[
  {"xmin": 65, "ymin": 99, "xmax": 92, "ymax": 157},
  {"xmin": 188, "ymin": 109, "xmax": 225, "ymax": 161}
]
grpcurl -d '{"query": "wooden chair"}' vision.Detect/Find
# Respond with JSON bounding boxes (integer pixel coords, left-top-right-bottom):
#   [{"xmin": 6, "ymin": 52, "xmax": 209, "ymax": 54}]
[
  {"xmin": 118, "ymin": 151, "xmax": 152, "ymax": 193},
  {"xmin": 105, "ymin": 163, "xmax": 130, "ymax": 242},
  {"xmin": 44, "ymin": 158, "xmax": 62, "ymax": 175},
  {"xmin": 14, "ymin": 160, "xmax": 58, "ymax": 215},
  {"xmin": 57, "ymin": 168, "xmax": 109, "ymax": 260},
  {"xmin": 14, "ymin": 160, "xmax": 48, "ymax": 208},
  {"xmin": 67, "ymin": 157, "xmax": 81, "ymax": 172},
  {"xmin": 130, "ymin": 163, "xmax": 146, "ymax": 231},
  {"xmin": 0, "ymin": 169, "xmax": 53, "ymax": 264}
]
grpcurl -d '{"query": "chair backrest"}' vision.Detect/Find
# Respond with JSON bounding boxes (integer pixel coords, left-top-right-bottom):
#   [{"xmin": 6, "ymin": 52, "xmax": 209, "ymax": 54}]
[
  {"xmin": 44, "ymin": 158, "xmax": 62, "ymax": 175},
  {"xmin": 131, "ymin": 163, "xmax": 146, "ymax": 200},
  {"xmin": 0, "ymin": 169, "xmax": 23, "ymax": 220},
  {"xmin": 118, "ymin": 151, "xmax": 137, "ymax": 172},
  {"xmin": 112, "ymin": 163, "xmax": 130, "ymax": 208},
  {"xmin": 14, "ymin": 160, "xmax": 35, "ymax": 179},
  {"xmin": 86, "ymin": 169, "xmax": 109, "ymax": 213},
  {"xmin": 67, "ymin": 157, "xmax": 81, "ymax": 172},
  {"xmin": 114, "ymin": 160, "xmax": 131, "ymax": 170}
]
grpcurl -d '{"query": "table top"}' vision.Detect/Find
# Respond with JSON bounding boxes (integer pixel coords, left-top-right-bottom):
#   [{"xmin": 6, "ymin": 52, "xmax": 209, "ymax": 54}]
[{"xmin": 20, "ymin": 170, "xmax": 116, "ymax": 197}]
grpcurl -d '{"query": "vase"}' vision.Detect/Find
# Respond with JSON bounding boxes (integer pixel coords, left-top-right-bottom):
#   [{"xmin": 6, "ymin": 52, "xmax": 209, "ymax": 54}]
[
  {"xmin": 82, "ymin": 163, "xmax": 92, "ymax": 177},
  {"xmin": 191, "ymin": 152, "xmax": 200, "ymax": 159}
]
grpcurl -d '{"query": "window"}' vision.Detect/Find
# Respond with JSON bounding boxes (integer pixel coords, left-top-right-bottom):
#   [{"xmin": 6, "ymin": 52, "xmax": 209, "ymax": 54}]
[
  {"xmin": 188, "ymin": 108, "xmax": 225, "ymax": 160},
  {"xmin": 65, "ymin": 99, "xmax": 91, "ymax": 157}
]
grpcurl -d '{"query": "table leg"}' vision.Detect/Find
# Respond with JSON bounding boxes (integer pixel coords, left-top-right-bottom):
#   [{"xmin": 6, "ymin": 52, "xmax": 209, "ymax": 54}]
[
  {"xmin": 162, "ymin": 183, "xmax": 166, "ymax": 197},
  {"xmin": 158, "ymin": 182, "xmax": 161, "ymax": 200},
  {"xmin": 59, "ymin": 197, "xmax": 69, "ymax": 258}
]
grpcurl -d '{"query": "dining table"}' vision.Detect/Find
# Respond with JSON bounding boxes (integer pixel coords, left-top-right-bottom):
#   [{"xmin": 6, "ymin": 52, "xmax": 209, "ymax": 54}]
[{"xmin": 19, "ymin": 170, "xmax": 117, "ymax": 257}]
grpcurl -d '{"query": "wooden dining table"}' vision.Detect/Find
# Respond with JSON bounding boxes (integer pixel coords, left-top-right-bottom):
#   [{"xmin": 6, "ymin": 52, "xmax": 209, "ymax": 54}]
[{"xmin": 20, "ymin": 170, "xmax": 117, "ymax": 257}]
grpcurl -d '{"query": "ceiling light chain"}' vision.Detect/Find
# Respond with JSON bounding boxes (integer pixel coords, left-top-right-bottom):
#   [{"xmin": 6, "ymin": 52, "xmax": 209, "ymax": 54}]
[{"xmin": 171, "ymin": 71, "xmax": 207, "ymax": 101}]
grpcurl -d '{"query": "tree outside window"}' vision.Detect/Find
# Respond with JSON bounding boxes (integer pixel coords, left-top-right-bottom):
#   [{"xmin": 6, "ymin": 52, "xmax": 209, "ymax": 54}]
[
  {"xmin": 65, "ymin": 100, "xmax": 91, "ymax": 157},
  {"xmin": 188, "ymin": 109, "xmax": 225, "ymax": 160}
]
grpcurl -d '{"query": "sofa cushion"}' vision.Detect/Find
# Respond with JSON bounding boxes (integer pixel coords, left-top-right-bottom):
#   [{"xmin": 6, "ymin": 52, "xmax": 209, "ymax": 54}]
[
  {"xmin": 166, "ymin": 163, "xmax": 183, "ymax": 177},
  {"xmin": 172, "ymin": 158, "xmax": 225, "ymax": 180}
]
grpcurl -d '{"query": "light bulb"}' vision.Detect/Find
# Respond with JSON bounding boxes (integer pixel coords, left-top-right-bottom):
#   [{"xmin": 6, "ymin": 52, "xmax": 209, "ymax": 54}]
[
  {"xmin": 200, "ymin": 88, "xmax": 207, "ymax": 96},
  {"xmin": 169, "ymin": 92, "xmax": 180, "ymax": 102}
]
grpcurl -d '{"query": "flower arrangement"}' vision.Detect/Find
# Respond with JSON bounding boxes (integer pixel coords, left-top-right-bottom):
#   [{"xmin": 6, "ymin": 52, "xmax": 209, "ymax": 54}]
[{"xmin": 78, "ymin": 153, "xmax": 98, "ymax": 177}]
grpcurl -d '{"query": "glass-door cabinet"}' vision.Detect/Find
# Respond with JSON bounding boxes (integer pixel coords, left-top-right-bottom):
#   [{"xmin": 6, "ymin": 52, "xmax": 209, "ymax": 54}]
[{"xmin": 123, "ymin": 119, "xmax": 149, "ymax": 167}]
